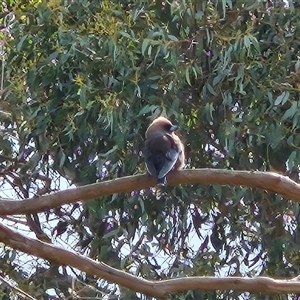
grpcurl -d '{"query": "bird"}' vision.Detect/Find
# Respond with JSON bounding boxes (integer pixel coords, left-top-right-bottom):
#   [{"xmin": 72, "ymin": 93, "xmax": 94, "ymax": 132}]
[{"xmin": 144, "ymin": 116, "xmax": 185, "ymax": 185}]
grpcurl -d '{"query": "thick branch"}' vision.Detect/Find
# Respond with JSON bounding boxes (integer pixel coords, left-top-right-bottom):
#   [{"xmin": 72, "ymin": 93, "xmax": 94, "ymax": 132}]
[
  {"xmin": 0, "ymin": 169, "xmax": 299, "ymax": 215},
  {"xmin": 0, "ymin": 223, "xmax": 299, "ymax": 298}
]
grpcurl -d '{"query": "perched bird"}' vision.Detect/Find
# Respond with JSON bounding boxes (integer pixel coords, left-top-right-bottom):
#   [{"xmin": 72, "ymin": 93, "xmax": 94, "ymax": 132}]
[{"xmin": 144, "ymin": 116, "xmax": 185, "ymax": 185}]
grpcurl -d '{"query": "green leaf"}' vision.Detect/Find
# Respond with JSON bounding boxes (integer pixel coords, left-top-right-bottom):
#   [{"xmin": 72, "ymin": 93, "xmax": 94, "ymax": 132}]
[
  {"xmin": 205, "ymin": 103, "xmax": 215, "ymax": 120},
  {"xmin": 243, "ymin": 36, "xmax": 251, "ymax": 49},
  {"xmin": 207, "ymin": 83, "xmax": 218, "ymax": 96},
  {"xmin": 249, "ymin": 36, "xmax": 260, "ymax": 53},
  {"xmin": 185, "ymin": 68, "xmax": 191, "ymax": 85},
  {"xmin": 236, "ymin": 65, "xmax": 245, "ymax": 81},
  {"xmin": 151, "ymin": 31, "xmax": 164, "ymax": 38},
  {"xmin": 274, "ymin": 91, "xmax": 290, "ymax": 106},
  {"xmin": 29, "ymin": 107, "xmax": 41, "ymax": 120},
  {"xmin": 79, "ymin": 87, "xmax": 87, "ymax": 109},
  {"xmin": 46, "ymin": 51, "xmax": 59, "ymax": 63},
  {"xmin": 16, "ymin": 35, "xmax": 28, "ymax": 51},
  {"xmin": 281, "ymin": 101, "xmax": 297, "ymax": 121},
  {"xmin": 213, "ymin": 73, "xmax": 225, "ymax": 86},
  {"xmin": 147, "ymin": 44, "xmax": 153, "ymax": 57},
  {"xmin": 138, "ymin": 105, "xmax": 155, "ymax": 116},
  {"xmin": 287, "ymin": 151, "xmax": 297, "ymax": 170},
  {"xmin": 119, "ymin": 30, "xmax": 131, "ymax": 39},
  {"xmin": 168, "ymin": 35, "xmax": 178, "ymax": 41},
  {"xmin": 150, "ymin": 83, "xmax": 158, "ymax": 89},
  {"xmin": 212, "ymin": 185, "xmax": 222, "ymax": 200},
  {"xmin": 138, "ymin": 198, "xmax": 145, "ymax": 213},
  {"xmin": 142, "ymin": 38, "xmax": 151, "ymax": 56},
  {"xmin": 59, "ymin": 151, "xmax": 66, "ymax": 168},
  {"xmin": 168, "ymin": 81, "xmax": 174, "ymax": 90}
]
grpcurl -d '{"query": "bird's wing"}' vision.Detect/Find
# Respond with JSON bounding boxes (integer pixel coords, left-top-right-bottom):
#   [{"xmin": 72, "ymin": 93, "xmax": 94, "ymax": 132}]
[
  {"xmin": 157, "ymin": 147, "xmax": 179, "ymax": 180},
  {"xmin": 144, "ymin": 133, "xmax": 180, "ymax": 180},
  {"xmin": 144, "ymin": 146, "xmax": 158, "ymax": 177}
]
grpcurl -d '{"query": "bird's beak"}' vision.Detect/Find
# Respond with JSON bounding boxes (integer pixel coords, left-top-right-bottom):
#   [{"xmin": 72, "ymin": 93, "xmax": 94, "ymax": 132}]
[{"xmin": 170, "ymin": 125, "xmax": 179, "ymax": 132}]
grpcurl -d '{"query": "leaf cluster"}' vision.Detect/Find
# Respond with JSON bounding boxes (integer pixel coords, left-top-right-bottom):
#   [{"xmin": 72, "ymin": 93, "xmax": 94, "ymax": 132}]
[{"xmin": 1, "ymin": 0, "xmax": 300, "ymax": 299}]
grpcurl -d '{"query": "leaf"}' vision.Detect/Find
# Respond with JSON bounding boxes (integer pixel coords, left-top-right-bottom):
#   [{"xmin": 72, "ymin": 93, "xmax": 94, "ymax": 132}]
[
  {"xmin": 213, "ymin": 73, "xmax": 225, "ymax": 86},
  {"xmin": 196, "ymin": 10, "xmax": 204, "ymax": 19},
  {"xmin": 281, "ymin": 101, "xmax": 297, "ymax": 121},
  {"xmin": 236, "ymin": 65, "xmax": 245, "ymax": 81},
  {"xmin": 79, "ymin": 87, "xmax": 87, "ymax": 109},
  {"xmin": 119, "ymin": 30, "xmax": 131, "ymax": 39},
  {"xmin": 148, "ymin": 75, "xmax": 161, "ymax": 80},
  {"xmin": 138, "ymin": 105, "xmax": 154, "ymax": 116},
  {"xmin": 59, "ymin": 151, "xmax": 66, "ymax": 168},
  {"xmin": 205, "ymin": 103, "xmax": 215, "ymax": 120},
  {"xmin": 16, "ymin": 35, "xmax": 28, "ymax": 51},
  {"xmin": 207, "ymin": 83, "xmax": 218, "ymax": 96},
  {"xmin": 249, "ymin": 36, "xmax": 260, "ymax": 53},
  {"xmin": 29, "ymin": 107, "xmax": 41, "ymax": 120},
  {"xmin": 168, "ymin": 35, "xmax": 178, "ymax": 41},
  {"xmin": 287, "ymin": 151, "xmax": 297, "ymax": 171},
  {"xmin": 295, "ymin": 60, "xmax": 300, "ymax": 72},
  {"xmin": 151, "ymin": 31, "xmax": 164, "ymax": 38},
  {"xmin": 274, "ymin": 91, "xmax": 290, "ymax": 106},
  {"xmin": 243, "ymin": 36, "xmax": 251, "ymax": 49},
  {"xmin": 74, "ymin": 110, "xmax": 85, "ymax": 117},
  {"xmin": 168, "ymin": 81, "xmax": 173, "ymax": 90},
  {"xmin": 147, "ymin": 44, "xmax": 152, "ymax": 57},
  {"xmin": 59, "ymin": 53, "xmax": 69, "ymax": 65},
  {"xmin": 222, "ymin": 92, "xmax": 233, "ymax": 105},
  {"xmin": 185, "ymin": 68, "xmax": 191, "ymax": 85},
  {"xmin": 142, "ymin": 38, "xmax": 151, "ymax": 56},
  {"xmin": 46, "ymin": 51, "xmax": 59, "ymax": 63},
  {"xmin": 103, "ymin": 228, "xmax": 120, "ymax": 239},
  {"xmin": 149, "ymin": 83, "xmax": 158, "ymax": 89},
  {"xmin": 138, "ymin": 198, "xmax": 145, "ymax": 213},
  {"xmin": 192, "ymin": 66, "xmax": 198, "ymax": 79},
  {"xmin": 212, "ymin": 185, "xmax": 222, "ymax": 200}
]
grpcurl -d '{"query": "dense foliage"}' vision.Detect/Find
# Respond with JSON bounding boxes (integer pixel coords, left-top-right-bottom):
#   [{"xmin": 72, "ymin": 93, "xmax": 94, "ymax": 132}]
[{"xmin": 1, "ymin": 0, "xmax": 300, "ymax": 298}]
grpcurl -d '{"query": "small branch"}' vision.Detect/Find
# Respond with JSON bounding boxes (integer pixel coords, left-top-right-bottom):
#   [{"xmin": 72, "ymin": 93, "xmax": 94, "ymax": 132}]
[
  {"xmin": 0, "ymin": 274, "xmax": 36, "ymax": 300},
  {"xmin": 0, "ymin": 223, "xmax": 299, "ymax": 298},
  {"xmin": 0, "ymin": 169, "xmax": 300, "ymax": 216}
]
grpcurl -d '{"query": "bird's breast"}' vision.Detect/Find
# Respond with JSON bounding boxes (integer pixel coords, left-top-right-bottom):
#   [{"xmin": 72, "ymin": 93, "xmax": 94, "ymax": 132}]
[{"xmin": 146, "ymin": 134, "xmax": 172, "ymax": 153}]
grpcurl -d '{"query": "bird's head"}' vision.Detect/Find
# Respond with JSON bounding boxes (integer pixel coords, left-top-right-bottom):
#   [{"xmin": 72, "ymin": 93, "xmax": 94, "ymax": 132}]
[{"xmin": 145, "ymin": 117, "xmax": 178, "ymax": 139}]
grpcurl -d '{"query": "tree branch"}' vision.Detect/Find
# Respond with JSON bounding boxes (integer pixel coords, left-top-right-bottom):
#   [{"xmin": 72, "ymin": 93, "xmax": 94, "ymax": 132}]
[
  {"xmin": 0, "ymin": 274, "xmax": 36, "ymax": 300},
  {"xmin": 0, "ymin": 223, "xmax": 299, "ymax": 298},
  {"xmin": 0, "ymin": 169, "xmax": 299, "ymax": 215}
]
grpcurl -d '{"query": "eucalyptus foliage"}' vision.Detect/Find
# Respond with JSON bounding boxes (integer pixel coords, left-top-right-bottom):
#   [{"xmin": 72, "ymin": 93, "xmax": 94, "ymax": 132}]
[{"xmin": 1, "ymin": 0, "xmax": 300, "ymax": 299}]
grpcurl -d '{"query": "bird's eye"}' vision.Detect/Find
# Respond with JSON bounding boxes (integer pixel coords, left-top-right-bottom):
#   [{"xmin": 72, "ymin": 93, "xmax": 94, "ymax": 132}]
[{"xmin": 165, "ymin": 124, "xmax": 172, "ymax": 131}]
